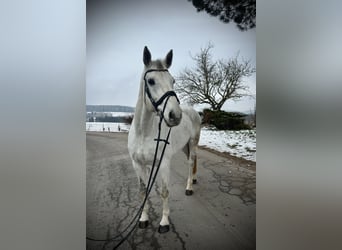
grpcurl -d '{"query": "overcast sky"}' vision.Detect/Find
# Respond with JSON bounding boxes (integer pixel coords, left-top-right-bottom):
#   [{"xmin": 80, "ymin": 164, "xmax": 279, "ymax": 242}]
[{"xmin": 87, "ymin": 0, "xmax": 255, "ymax": 113}]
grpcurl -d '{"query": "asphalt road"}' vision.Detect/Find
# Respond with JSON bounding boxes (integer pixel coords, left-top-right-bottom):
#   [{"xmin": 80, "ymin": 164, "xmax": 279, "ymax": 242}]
[{"xmin": 86, "ymin": 132, "xmax": 256, "ymax": 250}]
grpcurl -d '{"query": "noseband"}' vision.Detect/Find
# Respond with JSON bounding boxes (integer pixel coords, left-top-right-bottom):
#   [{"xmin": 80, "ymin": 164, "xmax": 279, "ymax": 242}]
[{"xmin": 143, "ymin": 69, "xmax": 180, "ymax": 113}]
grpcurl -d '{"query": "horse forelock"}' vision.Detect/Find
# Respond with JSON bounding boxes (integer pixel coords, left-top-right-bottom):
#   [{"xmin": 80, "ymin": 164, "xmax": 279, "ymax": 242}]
[
  {"xmin": 141, "ymin": 59, "xmax": 169, "ymax": 98},
  {"xmin": 150, "ymin": 59, "xmax": 166, "ymax": 70}
]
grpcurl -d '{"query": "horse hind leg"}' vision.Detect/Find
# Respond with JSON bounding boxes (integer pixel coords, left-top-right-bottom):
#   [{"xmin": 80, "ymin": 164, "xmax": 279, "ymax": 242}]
[
  {"xmin": 185, "ymin": 155, "xmax": 195, "ymax": 195},
  {"xmin": 185, "ymin": 140, "xmax": 197, "ymax": 196},
  {"xmin": 192, "ymin": 155, "xmax": 198, "ymax": 184}
]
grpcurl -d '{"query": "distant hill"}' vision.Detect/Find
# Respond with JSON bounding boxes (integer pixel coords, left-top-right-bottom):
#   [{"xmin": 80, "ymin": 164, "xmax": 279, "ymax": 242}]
[{"xmin": 86, "ymin": 105, "xmax": 135, "ymax": 113}]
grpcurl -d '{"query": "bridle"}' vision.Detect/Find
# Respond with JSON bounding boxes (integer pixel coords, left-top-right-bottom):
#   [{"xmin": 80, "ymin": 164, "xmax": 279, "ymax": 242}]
[{"xmin": 143, "ymin": 69, "xmax": 180, "ymax": 115}]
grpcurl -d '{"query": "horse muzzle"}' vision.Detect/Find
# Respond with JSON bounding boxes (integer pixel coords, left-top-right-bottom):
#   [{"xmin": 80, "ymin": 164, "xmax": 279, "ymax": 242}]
[{"xmin": 164, "ymin": 108, "xmax": 182, "ymax": 127}]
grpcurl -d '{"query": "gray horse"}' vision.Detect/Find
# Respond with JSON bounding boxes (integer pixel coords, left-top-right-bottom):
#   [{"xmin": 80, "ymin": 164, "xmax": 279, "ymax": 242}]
[{"xmin": 128, "ymin": 46, "xmax": 201, "ymax": 233}]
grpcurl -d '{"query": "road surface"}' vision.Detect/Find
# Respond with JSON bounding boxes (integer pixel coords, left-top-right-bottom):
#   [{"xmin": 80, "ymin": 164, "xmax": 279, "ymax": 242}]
[{"xmin": 86, "ymin": 132, "xmax": 255, "ymax": 250}]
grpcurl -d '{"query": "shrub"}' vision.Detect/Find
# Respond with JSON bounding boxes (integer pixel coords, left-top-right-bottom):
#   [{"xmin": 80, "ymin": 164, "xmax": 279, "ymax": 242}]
[{"xmin": 202, "ymin": 109, "xmax": 250, "ymax": 130}]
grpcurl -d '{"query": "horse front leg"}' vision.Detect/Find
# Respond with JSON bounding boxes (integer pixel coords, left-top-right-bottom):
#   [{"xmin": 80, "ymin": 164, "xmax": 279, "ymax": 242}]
[
  {"xmin": 135, "ymin": 164, "xmax": 150, "ymax": 229},
  {"xmin": 138, "ymin": 177, "xmax": 150, "ymax": 228},
  {"xmin": 158, "ymin": 164, "xmax": 170, "ymax": 233}
]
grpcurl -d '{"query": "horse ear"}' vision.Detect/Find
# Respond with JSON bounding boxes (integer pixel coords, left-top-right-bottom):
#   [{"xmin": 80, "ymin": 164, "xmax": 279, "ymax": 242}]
[
  {"xmin": 165, "ymin": 49, "xmax": 173, "ymax": 68},
  {"xmin": 143, "ymin": 46, "xmax": 151, "ymax": 66}
]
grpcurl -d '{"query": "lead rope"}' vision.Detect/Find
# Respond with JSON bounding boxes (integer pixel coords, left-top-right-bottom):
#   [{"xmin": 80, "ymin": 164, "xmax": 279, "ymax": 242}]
[{"xmin": 86, "ymin": 96, "xmax": 173, "ymax": 250}]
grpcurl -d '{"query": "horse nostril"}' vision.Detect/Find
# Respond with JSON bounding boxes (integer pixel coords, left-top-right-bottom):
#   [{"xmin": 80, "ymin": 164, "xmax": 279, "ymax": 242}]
[{"xmin": 169, "ymin": 111, "xmax": 175, "ymax": 120}]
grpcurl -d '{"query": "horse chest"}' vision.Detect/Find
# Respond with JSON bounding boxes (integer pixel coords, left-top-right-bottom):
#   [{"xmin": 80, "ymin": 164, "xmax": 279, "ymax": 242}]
[{"xmin": 130, "ymin": 135, "xmax": 157, "ymax": 164}]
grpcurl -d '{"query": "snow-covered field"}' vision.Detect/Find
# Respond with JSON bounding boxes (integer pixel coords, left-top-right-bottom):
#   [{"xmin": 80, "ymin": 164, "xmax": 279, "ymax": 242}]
[
  {"xmin": 86, "ymin": 122, "xmax": 256, "ymax": 162},
  {"xmin": 199, "ymin": 127, "xmax": 256, "ymax": 162}
]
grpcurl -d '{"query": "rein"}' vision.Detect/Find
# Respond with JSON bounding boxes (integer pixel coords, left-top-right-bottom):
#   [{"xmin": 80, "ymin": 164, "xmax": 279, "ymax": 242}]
[{"xmin": 86, "ymin": 69, "xmax": 180, "ymax": 249}]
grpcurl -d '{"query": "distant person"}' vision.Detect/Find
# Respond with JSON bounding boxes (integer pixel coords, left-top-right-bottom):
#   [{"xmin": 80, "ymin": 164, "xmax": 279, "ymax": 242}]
[
  {"xmin": 108, "ymin": 127, "xmax": 110, "ymax": 132},
  {"xmin": 118, "ymin": 125, "xmax": 121, "ymax": 132}
]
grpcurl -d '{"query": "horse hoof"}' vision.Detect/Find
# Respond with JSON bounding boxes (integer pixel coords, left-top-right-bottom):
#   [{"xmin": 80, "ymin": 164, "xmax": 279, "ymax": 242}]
[
  {"xmin": 138, "ymin": 220, "xmax": 149, "ymax": 229},
  {"xmin": 193, "ymin": 179, "xmax": 197, "ymax": 184},
  {"xmin": 185, "ymin": 190, "xmax": 193, "ymax": 196},
  {"xmin": 158, "ymin": 225, "xmax": 170, "ymax": 234}
]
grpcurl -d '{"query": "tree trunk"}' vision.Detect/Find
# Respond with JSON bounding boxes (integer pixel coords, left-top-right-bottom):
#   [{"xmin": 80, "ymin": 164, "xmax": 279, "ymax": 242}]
[
  {"xmin": 211, "ymin": 103, "xmax": 223, "ymax": 111},
  {"xmin": 212, "ymin": 106, "xmax": 221, "ymax": 111}
]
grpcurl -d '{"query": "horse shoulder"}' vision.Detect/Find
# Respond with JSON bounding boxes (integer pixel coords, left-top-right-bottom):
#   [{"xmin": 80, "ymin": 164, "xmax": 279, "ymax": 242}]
[{"xmin": 128, "ymin": 128, "xmax": 158, "ymax": 164}]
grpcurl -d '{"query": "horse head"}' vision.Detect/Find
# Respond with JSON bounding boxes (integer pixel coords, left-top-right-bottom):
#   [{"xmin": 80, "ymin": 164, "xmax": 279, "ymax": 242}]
[{"xmin": 142, "ymin": 46, "xmax": 182, "ymax": 127}]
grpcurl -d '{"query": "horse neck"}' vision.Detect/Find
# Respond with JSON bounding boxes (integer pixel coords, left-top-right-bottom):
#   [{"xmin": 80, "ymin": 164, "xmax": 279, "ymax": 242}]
[{"xmin": 133, "ymin": 79, "xmax": 157, "ymax": 137}]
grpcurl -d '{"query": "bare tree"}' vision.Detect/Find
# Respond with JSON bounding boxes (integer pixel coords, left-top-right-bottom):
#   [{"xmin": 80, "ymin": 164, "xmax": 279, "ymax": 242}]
[{"xmin": 176, "ymin": 43, "xmax": 255, "ymax": 111}]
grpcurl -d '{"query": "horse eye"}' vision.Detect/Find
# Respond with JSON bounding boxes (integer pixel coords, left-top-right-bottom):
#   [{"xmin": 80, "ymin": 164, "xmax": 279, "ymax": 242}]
[{"xmin": 148, "ymin": 78, "xmax": 155, "ymax": 86}]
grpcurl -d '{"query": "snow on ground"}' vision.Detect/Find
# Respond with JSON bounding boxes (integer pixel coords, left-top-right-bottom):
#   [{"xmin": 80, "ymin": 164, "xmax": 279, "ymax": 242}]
[
  {"xmin": 86, "ymin": 122, "xmax": 130, "ymax": 132},
  {"xmin": 86, "ymin": 112, "xmax": 134, "ymax": 117},
  {"xmin": 108, "ymin": 112, "xmax": 134, "ymax": 117},
  {"xmin": 85, "ymin": 122, "xmax": 256, "ymax": 162},
  {"xmin": 198, "ymin": 127, "xmax": 256, "ymax": 162}
]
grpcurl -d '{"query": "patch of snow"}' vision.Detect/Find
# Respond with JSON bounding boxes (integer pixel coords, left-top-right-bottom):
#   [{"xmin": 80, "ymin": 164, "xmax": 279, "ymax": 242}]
[
  {"xmin": 108, "ymin": 112, "xmax": 134, "ymax": 117},
  {"xmin": 199, "ymin": 127, "xmax": 256, "ymax": 162}
]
